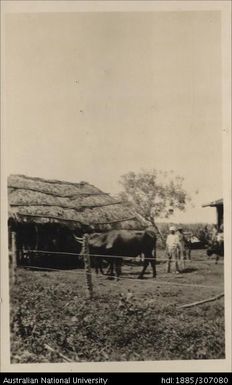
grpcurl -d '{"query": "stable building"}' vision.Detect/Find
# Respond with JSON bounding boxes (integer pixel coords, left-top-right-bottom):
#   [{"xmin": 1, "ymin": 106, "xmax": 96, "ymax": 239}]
[
  {"xmin": 202, "ymin": 198, "xmax": 223, "ymax": 229},
  {"xmin": 8, "ymin": 174, "xmax": 146, "ymax": 267}
]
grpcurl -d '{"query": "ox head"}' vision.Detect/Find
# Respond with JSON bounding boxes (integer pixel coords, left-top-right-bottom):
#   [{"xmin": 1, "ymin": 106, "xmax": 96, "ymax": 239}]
[{"xmin": 144, "ymin": 227, "xmax": 156, "ymax": 239}]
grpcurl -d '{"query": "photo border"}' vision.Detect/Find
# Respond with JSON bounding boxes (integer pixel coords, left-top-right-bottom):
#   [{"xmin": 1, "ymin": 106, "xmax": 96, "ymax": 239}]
[{"xmin": 1, "ymin": 0, "xmax": 231, "ymax": 373}]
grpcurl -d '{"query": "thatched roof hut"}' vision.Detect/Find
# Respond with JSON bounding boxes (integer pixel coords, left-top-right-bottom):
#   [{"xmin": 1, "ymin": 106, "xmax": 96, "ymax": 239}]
[
  {"xmin": 8, "ymin": 174, "xmax": 146, "ymax": 232},
  {"xmin": 8, "ymin": 175, "xmax": 148, "ymax": 267}
]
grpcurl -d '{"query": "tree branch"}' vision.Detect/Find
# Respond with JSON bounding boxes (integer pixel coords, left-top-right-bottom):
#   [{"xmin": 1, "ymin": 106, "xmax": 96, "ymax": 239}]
[{"xmin": 177, "ymin": 293, "xmax": 224, "ymax": 309}]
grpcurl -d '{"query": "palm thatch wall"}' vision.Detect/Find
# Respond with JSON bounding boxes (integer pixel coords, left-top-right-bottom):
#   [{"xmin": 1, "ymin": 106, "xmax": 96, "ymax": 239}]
[{"xmin": 8, "ymin": 174, "xmax": 146, "ymax": 232}]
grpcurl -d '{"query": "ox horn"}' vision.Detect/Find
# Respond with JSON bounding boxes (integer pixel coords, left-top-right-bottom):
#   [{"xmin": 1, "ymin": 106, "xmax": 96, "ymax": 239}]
[{"xmin": 74, "ymin": 235, "xmax": 84, "ymax": 244}]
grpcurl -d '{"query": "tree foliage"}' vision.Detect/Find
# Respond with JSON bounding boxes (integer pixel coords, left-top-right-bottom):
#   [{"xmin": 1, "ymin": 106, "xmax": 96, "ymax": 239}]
[{"xmin": 119, "ymin": 170, "xmax": 191, "ymax": 224}]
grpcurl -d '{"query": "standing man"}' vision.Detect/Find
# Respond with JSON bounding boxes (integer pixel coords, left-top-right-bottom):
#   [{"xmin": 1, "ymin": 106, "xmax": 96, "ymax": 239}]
[
  {"xmin": 166, "ymin": 226, "xmax": 181, "ymax": 273},
  {"xmin": 211, "ymin": 224, "xmax": 218, "ymax": 242},
  {"xmin": 176, "ymin": 226, "xmax": 186, "ymax": 270}
]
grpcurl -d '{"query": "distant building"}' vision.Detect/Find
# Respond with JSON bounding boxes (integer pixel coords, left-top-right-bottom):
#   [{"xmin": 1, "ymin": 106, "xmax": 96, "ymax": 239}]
[{"xmin": 202, "ymin": 199, "xmax": 223, "ymax": 229}]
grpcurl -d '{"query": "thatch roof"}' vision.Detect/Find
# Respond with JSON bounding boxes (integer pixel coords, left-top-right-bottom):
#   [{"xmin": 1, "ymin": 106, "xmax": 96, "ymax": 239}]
[{"xmin": 8, "ymin": 175, "xmax": 147, "ymax": 231}]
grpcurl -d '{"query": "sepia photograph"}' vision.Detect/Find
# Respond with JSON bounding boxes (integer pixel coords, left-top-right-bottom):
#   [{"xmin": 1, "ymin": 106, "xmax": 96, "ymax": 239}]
[{"xmin": 1, "ymin": 0, "xmax": 231, "ymax": 373}]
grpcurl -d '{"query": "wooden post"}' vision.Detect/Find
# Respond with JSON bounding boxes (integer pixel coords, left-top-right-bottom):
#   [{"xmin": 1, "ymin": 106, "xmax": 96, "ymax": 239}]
[
  {"xmin": 82, "ymin": 234, "xmax": 93, "ymax": 299},
  {"xmin": 11, "ymin": 231, "xmax": 17, "ymax": 284}
]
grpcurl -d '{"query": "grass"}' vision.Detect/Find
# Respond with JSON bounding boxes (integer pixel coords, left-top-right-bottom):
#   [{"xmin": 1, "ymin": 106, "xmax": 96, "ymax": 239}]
[{"xmin": 10, "ymin": 250, "xmax": 225, "ymax": 363}]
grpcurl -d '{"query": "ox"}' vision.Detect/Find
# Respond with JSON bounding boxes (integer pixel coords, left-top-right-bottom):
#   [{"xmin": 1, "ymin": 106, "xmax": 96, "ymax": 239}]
[
  {"xmin": 207, "ymin": 240, "xmax": 224, "ymax": 264},
  {"xmin": 76, "ymin": 228, "xmax": 157, "ymax": 280}
]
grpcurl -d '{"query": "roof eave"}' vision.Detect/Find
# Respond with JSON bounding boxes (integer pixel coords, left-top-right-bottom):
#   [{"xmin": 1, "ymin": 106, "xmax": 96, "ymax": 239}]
[{"xmin": 202, "ymin": 198, "xmax": 223, "ymax": 208}]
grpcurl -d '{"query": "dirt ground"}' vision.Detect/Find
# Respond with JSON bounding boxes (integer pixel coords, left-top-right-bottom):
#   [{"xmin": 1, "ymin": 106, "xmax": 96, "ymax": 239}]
[
  {"xmin": 10, "ymin": 249, "xmax": 225, "ymax": 363},
  {"xmin": 93, "ymin": 249, "xmax": 224, "ymax": 304}
]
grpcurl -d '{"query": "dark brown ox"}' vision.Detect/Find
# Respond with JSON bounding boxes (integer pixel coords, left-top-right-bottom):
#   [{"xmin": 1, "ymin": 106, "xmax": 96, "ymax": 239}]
[
  {"xmin": 81, "ymin": 228, "xmax": 157, "ymax": 280},
  {"xmin": 207, "ymin": 240, "xmax": 224, "ymax": 264}
]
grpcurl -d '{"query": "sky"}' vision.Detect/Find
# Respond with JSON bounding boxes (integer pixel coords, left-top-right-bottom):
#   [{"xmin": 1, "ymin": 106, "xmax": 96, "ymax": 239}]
[{"xmin": 4, "ymin": 11, "xmax": 223, "ymax": 223}]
